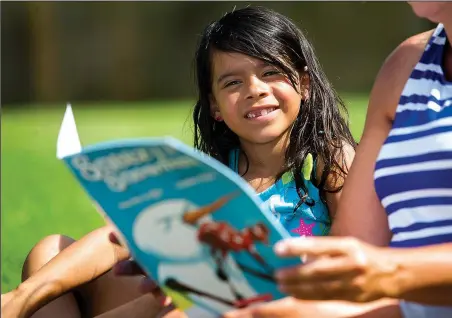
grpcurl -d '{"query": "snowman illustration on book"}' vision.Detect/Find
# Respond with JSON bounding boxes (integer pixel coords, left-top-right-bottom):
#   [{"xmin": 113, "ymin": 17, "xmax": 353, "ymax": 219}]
[{"xmin": 132, "ymin": 192, "xmax": 275, "ymax": 316}]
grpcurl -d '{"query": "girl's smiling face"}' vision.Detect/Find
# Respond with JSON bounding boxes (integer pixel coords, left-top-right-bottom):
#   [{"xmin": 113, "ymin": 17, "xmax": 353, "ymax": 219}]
[{"xmin": 209, "ymin": 51, "xmax": 308, "ymax": 145}]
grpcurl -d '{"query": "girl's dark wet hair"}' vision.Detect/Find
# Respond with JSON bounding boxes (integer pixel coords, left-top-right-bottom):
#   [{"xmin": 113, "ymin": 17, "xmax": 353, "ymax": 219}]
[{"xmin": 193, "ymin": 6, "xmax": 356, "ymax": 205}]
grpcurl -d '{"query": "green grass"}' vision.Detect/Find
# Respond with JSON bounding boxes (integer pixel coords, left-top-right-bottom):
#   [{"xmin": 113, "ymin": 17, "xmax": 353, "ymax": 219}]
[{"xmin": 1, "ymin": 95, "xmax": 368, "ymax": 293}]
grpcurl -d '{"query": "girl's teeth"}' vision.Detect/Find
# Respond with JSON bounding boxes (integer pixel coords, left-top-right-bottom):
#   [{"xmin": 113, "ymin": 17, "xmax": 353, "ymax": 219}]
[{"xmin": 247, "ymin": 108, "xmax": 275, "ymax": 118}]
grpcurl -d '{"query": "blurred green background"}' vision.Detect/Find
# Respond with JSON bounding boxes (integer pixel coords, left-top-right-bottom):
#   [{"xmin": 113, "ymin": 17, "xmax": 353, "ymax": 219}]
[{"xmin": 1, "ymin": 1, "xmax": 432, "ymax": 293}]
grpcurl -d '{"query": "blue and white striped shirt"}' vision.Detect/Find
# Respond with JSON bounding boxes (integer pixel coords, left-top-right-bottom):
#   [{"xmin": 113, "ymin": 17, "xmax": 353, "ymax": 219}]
[
  {"xmin": 375, "ymin": 24, "xmax": 452, "ymax": 248},
  {"xmin": 374, "ymin": 24, "xmax": 452, "ymax": 317}
]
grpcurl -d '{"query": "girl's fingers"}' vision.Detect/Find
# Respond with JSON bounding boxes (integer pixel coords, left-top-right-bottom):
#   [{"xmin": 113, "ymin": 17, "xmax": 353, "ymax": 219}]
[
  {"xmin": 109, "ymin": 232, "xmax": 171, "ymax": 304},
  {"xmin": 108, "ymin": 232, "xmax": 122, "ymax": 246},
  {"xmin": 113, "ymin": 259, "xmax": 145, "ymax": 276}
]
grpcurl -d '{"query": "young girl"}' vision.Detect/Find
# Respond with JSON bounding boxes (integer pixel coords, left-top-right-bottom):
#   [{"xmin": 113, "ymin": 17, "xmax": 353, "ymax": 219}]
[
  {"xmin": 2, "ymin": 6, "xmax": 355, "ymax": 318},
  {"xmin": 191, "ymin": 6, "xmax": 355, "ymax": 238}
]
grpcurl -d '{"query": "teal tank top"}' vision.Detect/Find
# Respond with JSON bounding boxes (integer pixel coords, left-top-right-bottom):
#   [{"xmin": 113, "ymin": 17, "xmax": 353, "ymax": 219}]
[{"xmin": 228, "ymin": 149, "xmax": 331, "ymax": 237}]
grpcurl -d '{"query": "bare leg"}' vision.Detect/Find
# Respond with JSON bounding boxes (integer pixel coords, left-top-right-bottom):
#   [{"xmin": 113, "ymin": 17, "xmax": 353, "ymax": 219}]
[
  {"xmin": 21, "ymin": 235, "xmax": 81, "ymax": 318},
  {"xmin": 8, "ymin": 226, "xmax": 163, "ymax": 318},
  {"xmin": 94, "ymin": 294, "xmax": 186, "ymax": 318},
  {"xmin": 78, "ymin": 266, "xmax": 161, "ymax": 316}
]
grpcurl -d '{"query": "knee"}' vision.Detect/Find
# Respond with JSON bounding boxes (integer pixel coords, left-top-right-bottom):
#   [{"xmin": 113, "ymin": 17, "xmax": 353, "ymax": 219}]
[{"xmin": 22, "ymin": 234, "xmax": 76, "ymax": 281}]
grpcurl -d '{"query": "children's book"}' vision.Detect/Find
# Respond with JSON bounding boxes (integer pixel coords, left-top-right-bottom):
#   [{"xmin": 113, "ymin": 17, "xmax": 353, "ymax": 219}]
[{"xmin": 56, "ymin": 104, "xmax": 301, "ymax": 317}]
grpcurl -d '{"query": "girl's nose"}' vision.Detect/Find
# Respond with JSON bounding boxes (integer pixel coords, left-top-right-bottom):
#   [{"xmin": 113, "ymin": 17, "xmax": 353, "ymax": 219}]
[{"xmin": 245, "ymin": 77, "xmax": 270, "ymax": 100}]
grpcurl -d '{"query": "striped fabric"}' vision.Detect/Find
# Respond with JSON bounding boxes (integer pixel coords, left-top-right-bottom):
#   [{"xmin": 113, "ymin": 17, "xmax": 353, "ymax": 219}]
[{"xmin": 374, "ymin": 23, "xmax": 452, "ymax": 249}]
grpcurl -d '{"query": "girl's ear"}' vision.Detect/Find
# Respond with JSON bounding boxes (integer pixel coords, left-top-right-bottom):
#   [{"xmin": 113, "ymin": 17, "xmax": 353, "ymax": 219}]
[
  {"xmin": 299, "ymin": 67, "xmax": 310, "ymax": 101},
  {"xmin": 209, "ymin": 95, "xmax": 223, "ymax": 122}
]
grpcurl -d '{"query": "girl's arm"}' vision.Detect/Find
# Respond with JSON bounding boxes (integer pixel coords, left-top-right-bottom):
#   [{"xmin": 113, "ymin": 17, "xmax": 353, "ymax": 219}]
[
  {"xmin": 316, "ymin": 142, "xmax": 356, "ymax": 218},
  {"xmin": 8, "ymin": 225, "xmax": 133, "ymax": 318}
]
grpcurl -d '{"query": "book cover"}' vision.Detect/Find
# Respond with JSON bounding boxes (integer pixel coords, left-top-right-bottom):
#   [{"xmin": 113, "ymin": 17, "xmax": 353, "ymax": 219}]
[{"xmin": 56, "ymin": 105, "xmax": 300, "ymax": 317}]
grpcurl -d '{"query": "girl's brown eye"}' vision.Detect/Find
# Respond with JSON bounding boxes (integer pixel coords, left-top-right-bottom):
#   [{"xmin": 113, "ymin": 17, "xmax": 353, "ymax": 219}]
[
  {"xmin": 263, "ymin": 70, "xmax": 281, "ymax": 77},
  {"xmin": 224, "ymin": 80, "xmax": 241, "ymax": 88}
]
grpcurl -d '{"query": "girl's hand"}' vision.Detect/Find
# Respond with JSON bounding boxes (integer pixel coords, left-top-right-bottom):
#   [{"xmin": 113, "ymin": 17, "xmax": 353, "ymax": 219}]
[
  {"xmin": 109, "ymin": 232, "xmax": 188, "ymax": 317},
  {"xmin": 108, "ymin": 232, "xmax": 172, "ymax": 307},
  {"xmin": 274, "ymin": 237, "xmax": 398, "ymax": 303}
]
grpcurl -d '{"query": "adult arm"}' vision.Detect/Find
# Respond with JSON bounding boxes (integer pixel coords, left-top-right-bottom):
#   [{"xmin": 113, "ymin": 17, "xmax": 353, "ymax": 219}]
[
  {"xmin": 275, "ymin": 29, "xmax": 452, "ymax": 306},
  {"xmin": 329, "ymin": 30, "xmax": 433, "ymax": 244}
]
